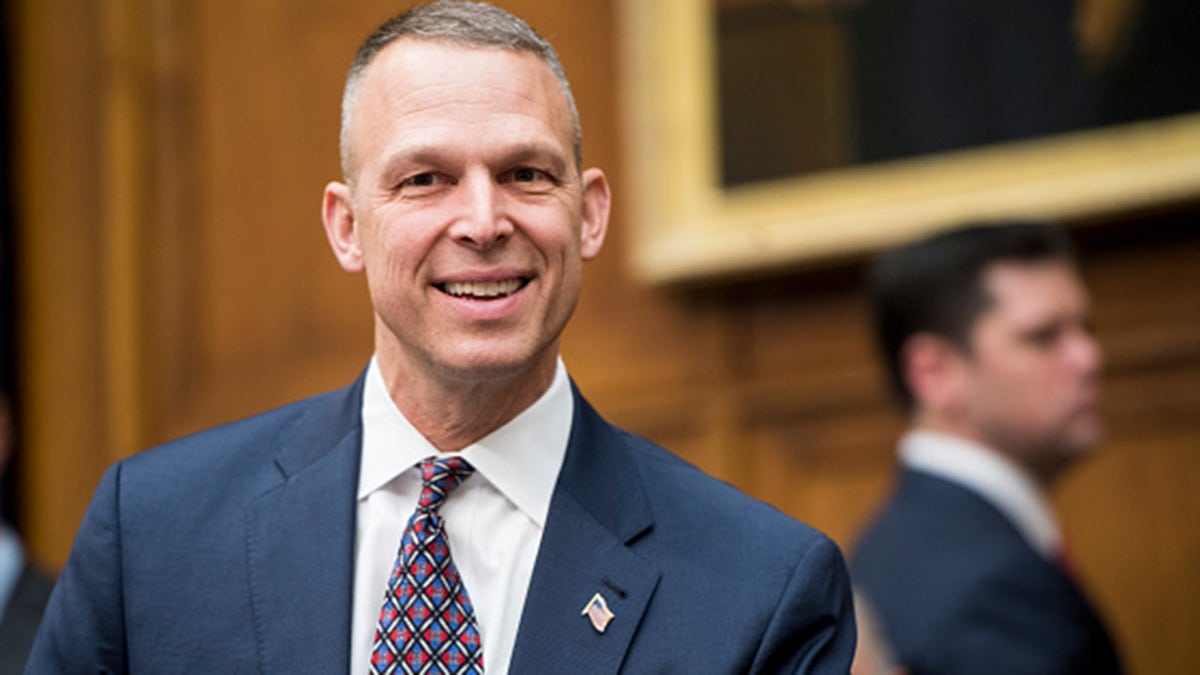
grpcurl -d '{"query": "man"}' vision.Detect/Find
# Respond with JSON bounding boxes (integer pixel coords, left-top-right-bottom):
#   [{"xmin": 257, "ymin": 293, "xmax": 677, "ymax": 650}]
[
  {"xmin": 0, "ymin": 395, "xmax": 54, "ymax": 672},
  {"xmin": 0, "ymin": 186, "xmax": 55, "ymax": 671},
  {"xmin": 849, "ymin": 591, "xmax": 903, "ymax": 675},
  {"xmin": 851, "ymin": 222, "xmax": 1123, "ymax": 674},
  {"xmin": 28, "ymin": 2, "xmax": 855, "ymax": 672}
]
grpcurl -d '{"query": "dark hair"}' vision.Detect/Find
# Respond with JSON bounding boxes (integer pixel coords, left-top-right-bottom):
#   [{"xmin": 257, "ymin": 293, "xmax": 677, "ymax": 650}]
[
  {"xmin": 339, "ymin": 0, "xmax": 581, "ymax": 179},
  {"xmin": 868, "ymin": 221, "xmax": 1079, "ymax": 412}
]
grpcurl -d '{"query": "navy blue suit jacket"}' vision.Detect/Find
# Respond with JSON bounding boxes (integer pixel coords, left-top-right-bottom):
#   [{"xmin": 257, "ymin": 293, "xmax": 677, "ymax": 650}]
[
  {"xmin": 29, "ymin": 375, "xmax": 855, "ymax": 673},
  {"xmin": 851, "ymin": 470, "xmax": 1122, "ymax": 675},
  {"xmin": 0, "ymin": 561, "xmax": 54, "ymax": 673}
]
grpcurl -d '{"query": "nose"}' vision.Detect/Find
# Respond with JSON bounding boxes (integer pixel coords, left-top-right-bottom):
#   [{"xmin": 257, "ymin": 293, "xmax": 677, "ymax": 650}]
[{"xmin": 448, "ymin": 172, "xmax": 514, "ymax": 251}]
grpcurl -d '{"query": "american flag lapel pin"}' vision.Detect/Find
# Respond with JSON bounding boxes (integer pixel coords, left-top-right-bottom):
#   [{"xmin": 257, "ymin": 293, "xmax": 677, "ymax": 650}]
[{"xmin": 582, "ymin": 592, "xmax": 615, "ymax": 634}]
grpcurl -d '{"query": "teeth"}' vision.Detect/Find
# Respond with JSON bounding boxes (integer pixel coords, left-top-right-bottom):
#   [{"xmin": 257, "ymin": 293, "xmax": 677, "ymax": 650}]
[{"xmin": 442, "ymin": 279, "xmax": 523, "ymax": 298}]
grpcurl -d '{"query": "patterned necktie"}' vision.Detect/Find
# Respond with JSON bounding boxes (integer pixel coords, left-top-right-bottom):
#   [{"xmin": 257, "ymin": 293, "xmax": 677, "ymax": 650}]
[{"xmin": 371, "ymin": 456, "xmax": 484, "ymax": 674}]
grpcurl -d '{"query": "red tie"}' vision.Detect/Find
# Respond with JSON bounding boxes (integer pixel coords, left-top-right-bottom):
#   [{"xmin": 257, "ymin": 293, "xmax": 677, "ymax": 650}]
[{"xmin": 370, "ymin": 456, "xmax": 483, "ymax": 674}]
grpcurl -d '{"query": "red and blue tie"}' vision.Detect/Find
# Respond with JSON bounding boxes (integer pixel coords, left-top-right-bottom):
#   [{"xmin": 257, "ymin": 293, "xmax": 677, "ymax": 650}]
[{"xmin": 370, "ymin": 456, "xmax": 483, "ymax": 674}]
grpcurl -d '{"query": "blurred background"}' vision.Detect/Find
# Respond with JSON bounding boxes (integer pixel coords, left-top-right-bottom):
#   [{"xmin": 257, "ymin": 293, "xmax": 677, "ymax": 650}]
[{"xmin": 4, "ymin": 1, "xmax": 1197, "ymax": 673}]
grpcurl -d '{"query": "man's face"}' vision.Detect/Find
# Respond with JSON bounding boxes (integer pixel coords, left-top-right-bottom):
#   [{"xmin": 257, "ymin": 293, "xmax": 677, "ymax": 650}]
[
  {"xmin": 959, "ymin": 261, "xmax": 1103, "ymax": 480},
  {"xmin": 325, "ymin": 39, "xmax": 608, "ymax": 389}
]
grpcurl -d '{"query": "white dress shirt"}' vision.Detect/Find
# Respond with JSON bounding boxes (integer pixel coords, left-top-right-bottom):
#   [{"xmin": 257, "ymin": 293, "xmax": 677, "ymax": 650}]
[
  {"xmin": 350, "ymin": 357, "xmax": 573, "ymax": 675},
  {"xmin": 899, "ymin": 429, "xmax": 1062, "ymax": 560},
  {"xmin": 0, "ymin": 526, "xmax": 24, "ymax": 618}
]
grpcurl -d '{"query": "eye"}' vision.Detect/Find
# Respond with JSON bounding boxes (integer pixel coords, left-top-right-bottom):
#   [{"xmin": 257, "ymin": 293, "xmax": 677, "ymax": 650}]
[
  {"xmin": 513, "ymin": 167, "xmax": 542, "ymax": 182},
  {"xmin": 501, "ymin": 167, "xmax": 558, "ymax": 187},
  {"xmin": 1023, "ymin": 321, "xmax": 1066, "ymax": 350},
  {"xmin": 399, "ymin": 172, "xmax": 448, "ymax": 188},
  {"xmin": 1023, "ymin": 313, "xmax": 1096, "ymax": 352},
  {"xmin": 391, "ymin": 171, "xmax": 456, "ymax": 199}
]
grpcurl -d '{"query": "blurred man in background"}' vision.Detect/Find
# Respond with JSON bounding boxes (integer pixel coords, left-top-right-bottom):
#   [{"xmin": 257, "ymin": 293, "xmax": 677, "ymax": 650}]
[
  {"xmin": 850, "ymin": 590, "xmax": 905, "ymax": 675},
  {"xmin": 852, "ymin": 222, "xmax": 1123, "ymax": 674},
  {"xmin": 0, "ymin": 112, "xmax": 54, "ymax": 667},
  {"xmin": 0, "ymin": 252, "xmax": 54, "ymax": 671},
  {"xmin": 0, "ymin": 390, "xmax": 53, "ymax": 673}
]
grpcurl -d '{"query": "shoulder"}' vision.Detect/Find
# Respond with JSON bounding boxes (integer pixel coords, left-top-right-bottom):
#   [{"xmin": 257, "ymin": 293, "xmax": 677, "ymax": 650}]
[
  {"xmin": 853, "ymin": 470, "xmax": 1029, "ymax": 572},
  {"xmin": 121, "ymin": 378, "xmax": 361, "ymax": 486},
  {"xmin": 561, "ymin": 386, "xmax": 846, "ymax": 572},
  {"xmin": 95, "ymin": 377, "xmax": 363, "ymax": 526},
  {"xmin": 632, "ymin": 429, "xmax": 827, "ymax": 541},
  {"xmin": 588, "ymin": 414, "xmax": 856, "ymax": 671},
  {"xmin": 852, "ymin": 472, "xmax": 1081, "ymax": 668},
  {"xmin": 853, "ymin": 469, "xmax": 1036, "ymax": 586},
  {"xmin": 587, "ymin": 407, "xmax": 843, "ymax": 580},
  {"xmin": 570, "ymin": 391, "xmax": 809, "ymax": 529}
]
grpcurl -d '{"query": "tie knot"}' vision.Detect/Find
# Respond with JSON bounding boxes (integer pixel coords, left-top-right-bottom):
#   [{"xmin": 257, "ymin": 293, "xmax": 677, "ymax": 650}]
[{"xmin": 417, "ymin": 456, "xmax": 475, "ymax": 513}]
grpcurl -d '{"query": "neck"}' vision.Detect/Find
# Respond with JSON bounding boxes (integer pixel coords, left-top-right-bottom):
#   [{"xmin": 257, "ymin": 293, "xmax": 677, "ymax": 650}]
[
  {"xmin": 375, "ymin": 350, "xmax": 558, "ymax": 454},
  {"xmin": 912, "ymin": 413, "xmax": 1064, "ymax": 490}
]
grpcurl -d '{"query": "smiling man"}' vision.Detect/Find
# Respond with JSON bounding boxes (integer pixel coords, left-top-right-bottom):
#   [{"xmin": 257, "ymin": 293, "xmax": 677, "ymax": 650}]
[
  {"xmin": 851, "ymin": 222, "xmax": 1124, "ymax": 675},
  {"xmin": 27, "ymin": 2, "xmax": 855, "ymax": 673}
]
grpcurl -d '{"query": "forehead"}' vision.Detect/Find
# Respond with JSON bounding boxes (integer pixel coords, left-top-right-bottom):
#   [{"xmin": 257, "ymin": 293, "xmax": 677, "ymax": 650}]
[
  {"xmin": 979, "ymin": 260, "xmax": 1087, "ymax": 326},
  {"xmin": 348, "ymin": 39, "xmax": 572, "ymax": 164}
]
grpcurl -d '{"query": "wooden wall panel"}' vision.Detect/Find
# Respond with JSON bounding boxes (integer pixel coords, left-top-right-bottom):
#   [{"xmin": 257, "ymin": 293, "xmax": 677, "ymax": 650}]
[
  {"xmin": 12, "ymin": 0, "xmax": 1198, "ymax": 672},
  {"xmin": 14, "ymin": 0, "xmax": 115, "ymax": 566},
  {"xmin": 1052, "ymin": 225, "xmax": 1200, "ymax": 674}
]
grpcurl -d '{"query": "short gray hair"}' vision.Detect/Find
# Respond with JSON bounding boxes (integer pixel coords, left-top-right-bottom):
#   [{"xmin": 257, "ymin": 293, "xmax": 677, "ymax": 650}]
[{"xmin": 339, "ymin": 0, "xmax": 582, "ymax": 181}]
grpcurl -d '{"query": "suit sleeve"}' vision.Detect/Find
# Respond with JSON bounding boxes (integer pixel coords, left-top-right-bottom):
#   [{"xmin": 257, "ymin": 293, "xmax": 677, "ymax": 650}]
[
  {"xmin": 25, "ymin": 463, "xmax": 129, "ymax": 674},
  {"xmin": 750, "ymin": 534, "xmax": 857, "ymax": 674}
]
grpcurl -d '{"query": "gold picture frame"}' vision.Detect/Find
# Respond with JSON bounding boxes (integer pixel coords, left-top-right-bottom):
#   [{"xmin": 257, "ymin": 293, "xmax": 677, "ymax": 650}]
[{"xmin": 618, "ymin": 1, "xmax": 1200, "ymax": 285}]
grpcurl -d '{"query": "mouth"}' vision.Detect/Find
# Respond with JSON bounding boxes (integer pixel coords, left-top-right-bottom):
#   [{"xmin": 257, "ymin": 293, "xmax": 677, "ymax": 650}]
[{"xmin": 435, "ymin": 277, "xmax": 530, "ymax": 300}]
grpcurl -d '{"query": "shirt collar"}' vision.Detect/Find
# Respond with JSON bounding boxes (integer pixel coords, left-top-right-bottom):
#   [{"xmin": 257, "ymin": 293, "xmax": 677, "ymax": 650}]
[
  {"xmin": 899, "ymin": 429, "xmax": 1061, "ymax": 559},
  {"xmin": 357, "ymin": 357, "xmax": 573, "ymax": 529},
  {"xmin": 0, "ymin": 526, "xmax": 25, "ymax": 617}
]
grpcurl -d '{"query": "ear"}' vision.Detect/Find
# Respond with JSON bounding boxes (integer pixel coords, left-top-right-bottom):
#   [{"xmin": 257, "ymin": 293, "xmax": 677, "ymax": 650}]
[
  {"xmin": 322, "ymin": 181, "xmax": 364, "ymax": 273},
  {"xmin": 902, "ymin": 333, "xmax": 970, "ymax": 417},
  {"xmin": 578, "ymin": 168, "xmax": 611, "ymax": 260}
]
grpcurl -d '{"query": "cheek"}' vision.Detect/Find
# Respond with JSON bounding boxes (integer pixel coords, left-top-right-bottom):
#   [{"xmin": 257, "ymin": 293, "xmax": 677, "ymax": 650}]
[
  {"xmin": 360, "ymin": 231, "xmax": 401, "ymax": 289},
  {"xmin": 997, "ymin": 366, "xmax": 1066, "ymax": 426},
  {"xmin": 361, "ymin": 213, "xmax": 437, "ymax": 274},
  {"xmin": 526, "ymin": 207, "xmax": 583, "ymax": 262},
  {"xmin": 538, "ymin": 227, "xmax": 585, "ymax": 321},
  {"xmin": 971, "ymin": 360, "xmax": 1043, "ymax": 418}
]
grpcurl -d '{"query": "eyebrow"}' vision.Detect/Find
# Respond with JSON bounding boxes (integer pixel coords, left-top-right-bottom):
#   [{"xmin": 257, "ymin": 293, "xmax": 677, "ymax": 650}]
[
  {"xmin": 377, "ymin": 144, "xmax": 445, "ymax": 179},
  {"xmin": 503, "ymin": 142, "xmax": 570, "ymax": 175},
  {"xmin": 377, "ymin": 140, "xmax": 571, "ymax": 181}
]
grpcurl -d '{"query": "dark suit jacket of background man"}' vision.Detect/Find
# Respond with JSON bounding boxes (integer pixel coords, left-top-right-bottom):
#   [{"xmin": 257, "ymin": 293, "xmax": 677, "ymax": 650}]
[
  {"xmin": 852, "ymin": 469, "xmax": 1122, "ymax": 675},
  {"xmin": 0, "ymin": 562, "xmax": 53, "ymax": 673},
  {"xmin": 28, "ymin": 372, "xmax": 855, "ymax": 672}
]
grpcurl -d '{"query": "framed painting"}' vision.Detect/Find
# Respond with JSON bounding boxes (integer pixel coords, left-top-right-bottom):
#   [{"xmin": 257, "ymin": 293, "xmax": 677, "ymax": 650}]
[{"xmin": 618, "ymin": 0, "xmax": 1200, "ymax": 285}]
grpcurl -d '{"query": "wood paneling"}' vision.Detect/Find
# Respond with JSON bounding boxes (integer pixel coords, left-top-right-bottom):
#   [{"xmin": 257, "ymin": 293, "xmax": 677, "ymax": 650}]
[
  {"xmin": 14, "ymin": 0, "xmax": 112, "ymax": 566},
  {"xmin": 12, "ymin": 1, "xmax": 1198, "ymax": 672}
]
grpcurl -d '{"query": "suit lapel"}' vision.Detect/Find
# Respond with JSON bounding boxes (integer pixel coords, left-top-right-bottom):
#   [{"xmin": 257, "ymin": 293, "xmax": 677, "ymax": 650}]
[
  {"xmin": 509, "ymin": 388, "xmax": 661, "ymax": 673},
  {"xmin": 246, "ymin": 377, "xmax": 364, "ymax": 673}
]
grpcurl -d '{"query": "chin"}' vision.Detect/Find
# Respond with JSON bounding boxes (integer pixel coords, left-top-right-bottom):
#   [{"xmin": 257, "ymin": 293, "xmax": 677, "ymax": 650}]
[
  {"xmin": 1071, "ymin": 415, "xmax": 1105, "ymax": 451},
  {"xmin": 1050, "ymin": 430, "xmax": 1104, "ymax": 475},
  {"xmin": 435, "ymin": 357, "xmax": 529, "ymax": 382}
]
